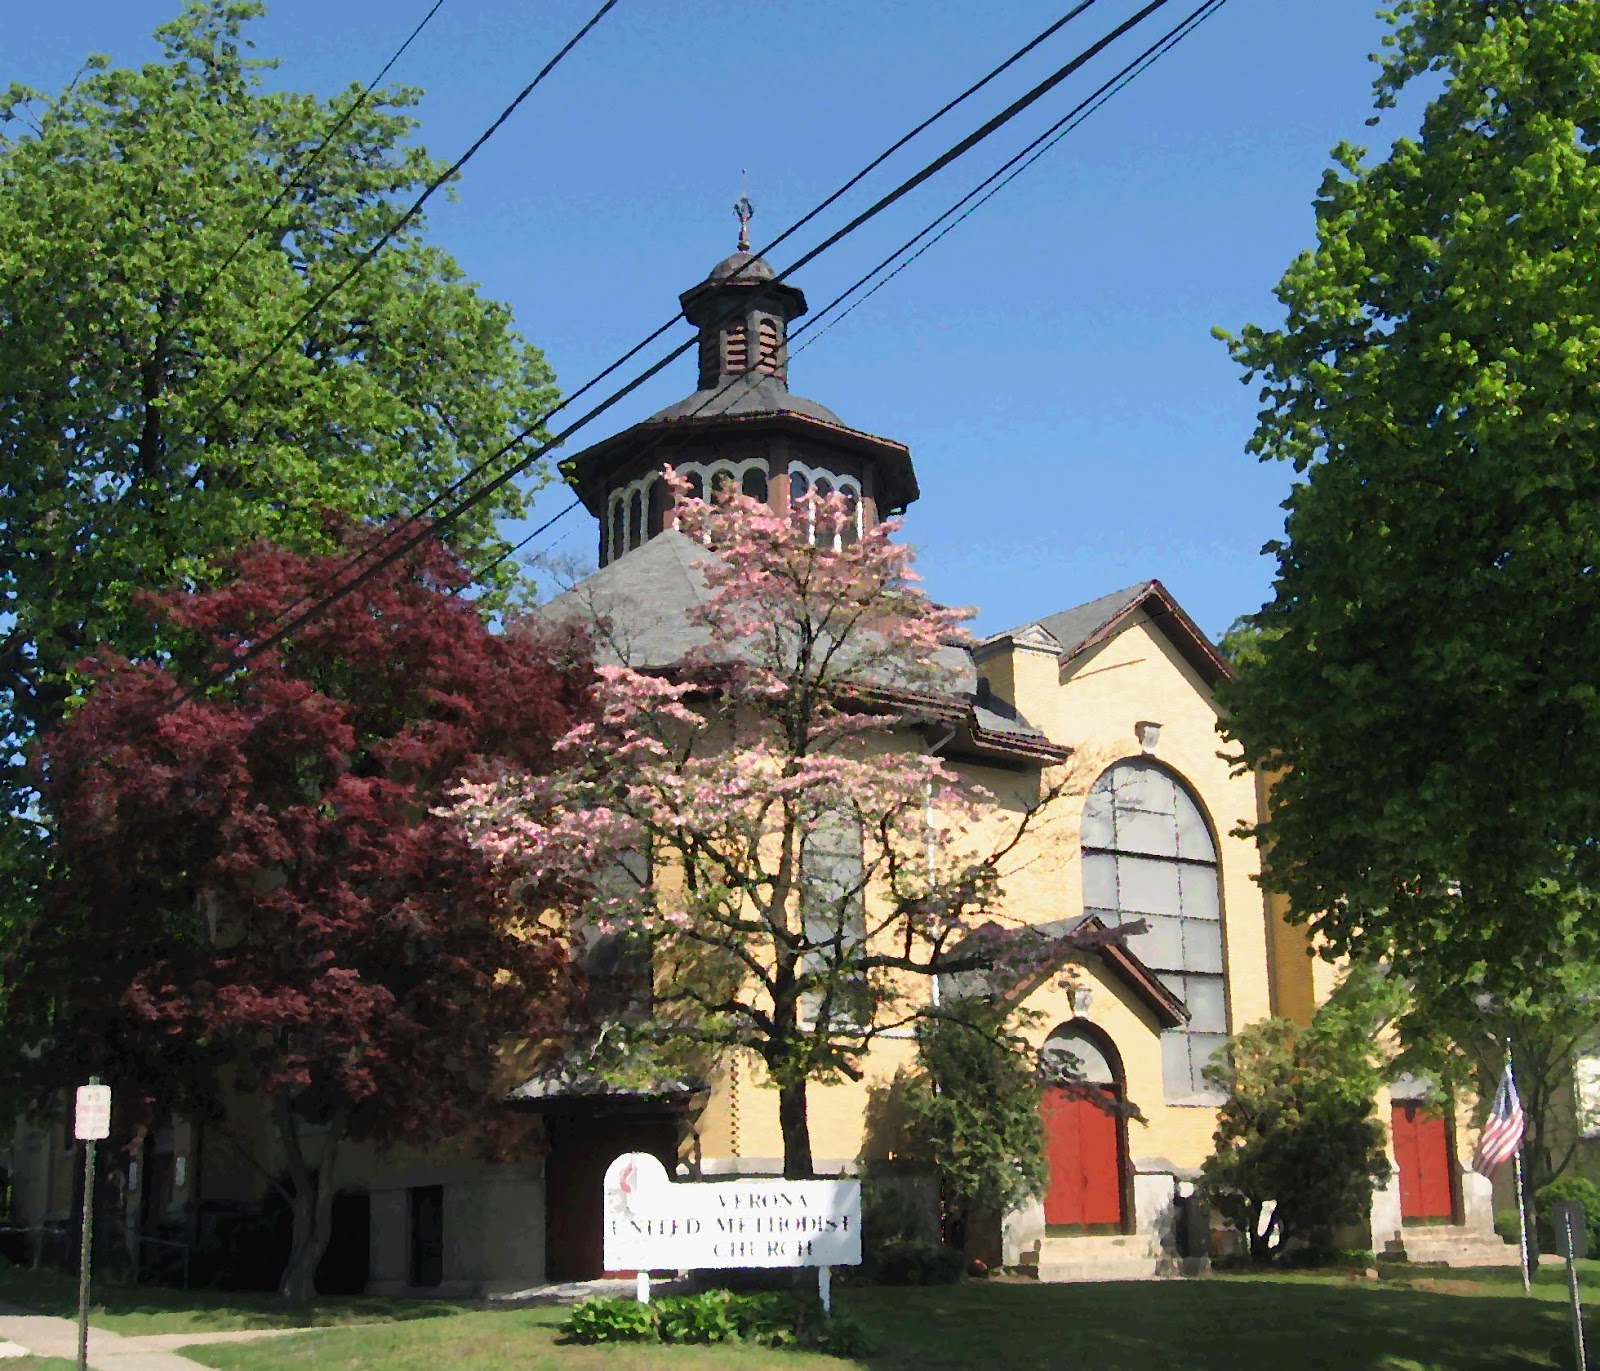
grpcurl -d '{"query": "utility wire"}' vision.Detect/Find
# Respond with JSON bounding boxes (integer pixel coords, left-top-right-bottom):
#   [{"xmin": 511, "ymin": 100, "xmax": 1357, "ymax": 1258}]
[
  {"xmin": 794, "ymin": 0, "xmax": 1230, "ymax": 357},
  {"xmin": 187, "ymin": 2, "xmax": 1122, "ymax": 653},
  {"xmin": 490, "ymin": 0, "xmax": 1226, "ymax": 582},
  {"xmin": 171, "ymin": 0, "xmax": 450, "ymax": 348},
  {"xmin": 188, "ymin": 0, "xmax": 1179, "ymax": 677},
  {"xmin": 177, "ymin": 0, "xmax": 620, "ymax": 453},
  {"xmin": 54, "ymin": 0, "xmax": 1183, "ymax": 774}
]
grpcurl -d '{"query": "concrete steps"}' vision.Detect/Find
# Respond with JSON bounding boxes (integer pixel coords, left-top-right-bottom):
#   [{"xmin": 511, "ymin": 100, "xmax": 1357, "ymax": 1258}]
[
  {"xmin": 1382, "ymin": 1226, "xmax": 1522, "ymax": 1267},
  {"xmin": 1035, "ymin": 1232, "xmax": 1164, "ymax": 1283}
]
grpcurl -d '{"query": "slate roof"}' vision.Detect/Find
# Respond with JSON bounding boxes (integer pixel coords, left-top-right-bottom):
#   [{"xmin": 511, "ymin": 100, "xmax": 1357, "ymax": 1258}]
[
  {"xmin": 540, "ymin": 530, "xmax": 715, "ymax": 668},
  {"xmin": 992, "ymin": 580, "xmax": 1232, "ymax": 689},
  {"xmin": 505, "ymin": 1064, "xmax": 709, "ymax": 1114},
  {"xmin": 536, "ymin": 532, "xmax": 1066, "ymax": 764},
  {"xmin": 1033, "ymin": 583, "xmax": 1153, "ymax": 658},
  {"xmin": 936, "ymin": 915, "xmax": 1188, "ymax": 1029},
  {"xmin": 648, "ymin": 372, "xmax": 844, "ymax": 426}
]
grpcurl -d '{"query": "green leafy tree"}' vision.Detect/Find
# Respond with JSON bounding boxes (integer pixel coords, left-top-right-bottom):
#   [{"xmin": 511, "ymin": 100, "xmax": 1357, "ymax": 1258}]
[
  {"xmin": 1398, "ymin": 911, "xmax": 1600, "ymax": 1278},
  {"xmin": 1200, "ymin": 969, "xmax": 1397, "ymax": 1263},
  {"xmin": 1217, "ymin": 0, "xmax": 1600, "ymax": 985},
  {"xmin": 899, "ymin": 999, "xmax": 1049, "ymax": 1259},
  {"xmin": 0, "ymin": 0, "xmax": 557, "ymax": 833}
]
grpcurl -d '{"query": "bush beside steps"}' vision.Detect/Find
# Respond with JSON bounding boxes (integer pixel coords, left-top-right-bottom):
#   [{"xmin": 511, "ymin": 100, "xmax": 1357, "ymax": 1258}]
[{"xmin": 563, "ymin": 1288, "xmax": 874, "ymax": 1356}]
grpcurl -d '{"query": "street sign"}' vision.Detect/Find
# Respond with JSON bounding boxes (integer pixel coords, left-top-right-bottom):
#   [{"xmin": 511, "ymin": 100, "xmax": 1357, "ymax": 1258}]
[
  {"xmin": 1557, "ymin": 1201, "xmax": 1589, "ymax": 1260},
  {"xmin": 73, "ymin": 1084, "xmax": 110, "ymax": 1141}
]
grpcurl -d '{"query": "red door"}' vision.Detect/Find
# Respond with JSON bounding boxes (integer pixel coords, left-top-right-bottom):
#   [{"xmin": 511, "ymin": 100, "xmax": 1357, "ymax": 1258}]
[
  {"xmin": 1392, "ymin": 1102, "xmax": 1454, "ymax": 1221},
  {"xmin": 1041, "ymin": 1086, "xmax": 1123, "ymax": 1228}
]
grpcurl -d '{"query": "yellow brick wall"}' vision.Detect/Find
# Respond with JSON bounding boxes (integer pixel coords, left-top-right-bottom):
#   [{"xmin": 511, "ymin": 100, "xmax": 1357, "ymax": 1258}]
[{"xmin": 695, "ymin": 607, "xmax": 1319, "ymax": 1178}]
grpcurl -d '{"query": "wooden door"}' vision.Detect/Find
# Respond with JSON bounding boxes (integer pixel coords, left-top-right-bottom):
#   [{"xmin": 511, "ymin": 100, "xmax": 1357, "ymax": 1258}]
[
  {"xmin": 1041, "ymin": 1086, "xmax": 1123, "ymax": 1229},
  {"xmin": 544, "ymin": 1114, "xmax": 679, "ymax": 1279},
  {"xmin": 1392, "ymin": 1102, "xmax": 1454, "ymax": 1221}
]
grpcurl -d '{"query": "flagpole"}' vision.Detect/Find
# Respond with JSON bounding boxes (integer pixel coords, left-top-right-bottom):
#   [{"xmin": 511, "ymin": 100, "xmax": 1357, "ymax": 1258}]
[{"xmin": 1507, "ymin": 1046, "xmax": 1532, "ymax": 1294}]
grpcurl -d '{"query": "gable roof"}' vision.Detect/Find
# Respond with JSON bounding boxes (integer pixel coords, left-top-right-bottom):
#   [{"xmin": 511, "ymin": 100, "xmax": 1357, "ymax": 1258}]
[
  {"xmin": 1011, "ymin": 580, "xmax": 1232, "ymax": 689},
  {"xmin": 936, "ymin": 915, "xmax": 1188, "ymax": 1030}
]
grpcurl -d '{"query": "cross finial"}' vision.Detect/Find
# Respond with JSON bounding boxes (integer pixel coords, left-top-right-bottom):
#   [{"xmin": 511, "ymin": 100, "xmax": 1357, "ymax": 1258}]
[{"xmin": 733, "ymin": 173, "xmax": 754, "ymax": 252}]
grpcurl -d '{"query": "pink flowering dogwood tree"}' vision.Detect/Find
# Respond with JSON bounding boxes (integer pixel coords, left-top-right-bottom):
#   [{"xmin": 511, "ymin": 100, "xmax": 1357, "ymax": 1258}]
[{"xmin": 449, "ymin": 475, "xmax": 1099, "ymax": 1178}]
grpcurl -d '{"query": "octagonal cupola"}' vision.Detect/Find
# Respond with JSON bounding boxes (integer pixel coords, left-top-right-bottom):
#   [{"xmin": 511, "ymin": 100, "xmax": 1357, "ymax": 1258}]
[
  {"xmin": 561, "ymin": 206, "xmax": 920, "ymax": 569},
  {"xmin": 681, "ymin": 248, "xmax": 807, "ymax": 390}
]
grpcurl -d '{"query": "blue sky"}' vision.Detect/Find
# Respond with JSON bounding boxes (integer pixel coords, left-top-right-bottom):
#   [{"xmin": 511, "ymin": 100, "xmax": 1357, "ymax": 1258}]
[{"xmin": 9, "ymin": 0, "xmax": 1422, "ymax": 639}]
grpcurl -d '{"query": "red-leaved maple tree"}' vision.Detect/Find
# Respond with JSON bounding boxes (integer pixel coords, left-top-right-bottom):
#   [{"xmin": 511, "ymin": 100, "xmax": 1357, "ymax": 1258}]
[{"xmin": 15, "ymin": 523, "xmax": 592, "ymax": 1302}]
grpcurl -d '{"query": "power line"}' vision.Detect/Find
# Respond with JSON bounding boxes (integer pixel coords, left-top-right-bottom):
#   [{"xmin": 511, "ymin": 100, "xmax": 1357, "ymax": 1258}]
[
  {"xmin": 176, "ymin": 0, "xmax": 620, "ymax": 456},
  {"xmin": 190, "ymin": 0, "xmax": 1181, "ymax": 676},
  {"xmin": 169, "ymin": 0, "xmax": 450, "ymax": 351},
  {"xmin": 794, "ymin": 0, "xmax": 1231, "ymax": 357},
  {"xmin": 47, "ymin": 0, "xmax": 1185, "ymax": 781},
  {"xmin": 492, "ymin": 0, "xmax": 1228, "ymax": 582},
  {"xmin": 190, "ymin": 2, "xmax": 1121, "ymax": 654}
]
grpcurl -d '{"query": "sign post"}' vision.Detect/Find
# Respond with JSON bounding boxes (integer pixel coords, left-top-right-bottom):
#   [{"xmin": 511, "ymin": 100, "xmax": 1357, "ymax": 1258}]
[
  {"xmin": 1556, "ymin": 1199, "xmax": 1588, "ymax": 1371},
  {"xmin": 602, "ymin": 1153, "xmax": 861, "ymax": 1311},
  {"xmin": 73, "ymin": 1079, "xmax": 110, "ymax": 1371}
]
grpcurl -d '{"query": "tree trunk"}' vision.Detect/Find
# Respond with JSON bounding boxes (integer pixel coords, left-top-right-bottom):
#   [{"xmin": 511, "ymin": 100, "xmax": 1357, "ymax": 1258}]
[
  {"xmin": 779, "ymin": 1078, "xmax": 815, "ymax": 1180},
  {"xmin": 274, "ymin": 1099, "xmax": 347, "ymax": 1306}
]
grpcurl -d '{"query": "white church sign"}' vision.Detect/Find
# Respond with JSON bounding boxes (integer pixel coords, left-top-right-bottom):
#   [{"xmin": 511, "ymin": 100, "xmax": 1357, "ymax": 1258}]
[{"xmin": 602, "ymin": 1152, "xmax": 862, "ymax": 1272}]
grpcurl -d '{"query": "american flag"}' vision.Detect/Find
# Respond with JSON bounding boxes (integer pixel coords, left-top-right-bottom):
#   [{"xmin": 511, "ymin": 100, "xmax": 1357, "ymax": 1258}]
[{"xmin": 1472, "ymin": 1063, "xmax": 1525, "ymax": 1178}]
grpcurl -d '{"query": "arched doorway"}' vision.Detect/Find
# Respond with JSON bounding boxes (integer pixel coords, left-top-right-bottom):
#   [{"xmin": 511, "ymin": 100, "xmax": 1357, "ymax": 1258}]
[{"xmin": 1039, "ymin": 1023, "xmax": 1128, "ymax": 1232}]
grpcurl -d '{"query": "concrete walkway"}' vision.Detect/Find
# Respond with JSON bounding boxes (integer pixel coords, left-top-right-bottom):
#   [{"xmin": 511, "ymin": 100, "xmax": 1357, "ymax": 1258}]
[{"xmin": 0, "ymin": 1303, "xmax": 304, "ymax": 1370}]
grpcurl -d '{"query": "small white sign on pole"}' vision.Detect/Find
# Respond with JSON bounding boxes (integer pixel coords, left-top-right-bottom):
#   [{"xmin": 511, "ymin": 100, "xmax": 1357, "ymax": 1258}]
[
  {"xmin": 602, "ymin": 1152, "xmax": 862, "ymax": 1275},
  {"xmin": 74, "ymin": 1084, "xmax": 111, "ymax": 1142}
]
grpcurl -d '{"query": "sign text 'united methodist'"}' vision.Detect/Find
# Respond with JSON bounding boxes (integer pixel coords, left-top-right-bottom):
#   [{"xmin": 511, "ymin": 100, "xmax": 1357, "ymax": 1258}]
[{"xmin": 602, "ymin": 1152, "xmax": 862, "ymax": 1271}]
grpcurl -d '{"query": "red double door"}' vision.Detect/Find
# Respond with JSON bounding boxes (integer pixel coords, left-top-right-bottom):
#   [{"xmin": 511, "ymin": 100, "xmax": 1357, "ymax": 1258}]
[
  {"xmin": 1040, "ymin": 1086, "xmax": 1124, "ymax": 1228},
  {"xmin": 1392, "ymin": 1102, "xmax": 1454, "ymax": 1221}
]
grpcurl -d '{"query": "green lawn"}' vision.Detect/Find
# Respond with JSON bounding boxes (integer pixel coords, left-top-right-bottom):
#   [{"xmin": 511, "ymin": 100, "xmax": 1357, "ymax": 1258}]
[
  {"xmin": 0, "ymin": 1262, "xmax": 464, "ymax": 1335},
  {"xmin": 5, "ymin": 1263, "xmax": 1598, "ymax": 1369},
  {"xmin": 180, "ymin": 1269, "xmax": 1600, "ymax": 1371}
]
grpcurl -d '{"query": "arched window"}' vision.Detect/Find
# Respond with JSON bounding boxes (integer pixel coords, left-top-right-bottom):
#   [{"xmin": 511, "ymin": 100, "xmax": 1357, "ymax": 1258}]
[
  {"xmin": 1081, "ymin": 760, "xmax": 1226, "ymax": 1104},
  {"xmin": 741, "ymin": 467, "xmax": 769, "ymax": 502},
  {"xmin": 628, "ymin": 489, "xmax": 644, "ymax": 550},
  {"xmin": 610, "ymin": 500, "xmax": 626, "ymax": 565},
  {"xmin": 790, "ymin": 470, "xmax": 809, "ymax": 501},
  {"xmin": 647, "ymin": 478, "xmax": 670, "ymax": 538}
]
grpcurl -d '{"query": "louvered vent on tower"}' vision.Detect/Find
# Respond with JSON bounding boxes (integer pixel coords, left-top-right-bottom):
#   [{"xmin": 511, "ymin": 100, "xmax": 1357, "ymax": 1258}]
[
  {"xmin": 756, "ymin": 318, "xmax": 782, "ymax": 378},
  {"xmin": 725, "ymin": 321, "xmax": 749, "ymax": 373}
]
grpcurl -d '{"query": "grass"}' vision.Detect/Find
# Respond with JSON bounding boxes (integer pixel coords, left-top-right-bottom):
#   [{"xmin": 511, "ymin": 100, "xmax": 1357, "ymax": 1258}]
[
  {"xmin": 0, "ymin": 1262, "xmax": 465, "ymax": 1335},
  {"xmin": 175, "ymin": 1266, "xmax": 1600, "ymax": 1371},
  {"xmin": 7, "ymin": 1262, "xmax": 1600, "ymax": 1368}
]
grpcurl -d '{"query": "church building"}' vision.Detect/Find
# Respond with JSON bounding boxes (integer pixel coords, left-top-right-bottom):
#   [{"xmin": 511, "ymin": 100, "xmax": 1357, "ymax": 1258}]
[{"xmin": 8, "ymin": 233, "xmax": 1515, "ymax": 1294}]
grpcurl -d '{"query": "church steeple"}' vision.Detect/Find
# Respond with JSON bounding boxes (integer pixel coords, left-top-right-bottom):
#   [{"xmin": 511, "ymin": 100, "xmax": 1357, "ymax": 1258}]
[
  {"xmin": 561, "ymin": 214, "xmax": 920, "ymax": 569},
  {"xmin": 679, "ymin": 197, "xmax": 807, "ymax": 391}
]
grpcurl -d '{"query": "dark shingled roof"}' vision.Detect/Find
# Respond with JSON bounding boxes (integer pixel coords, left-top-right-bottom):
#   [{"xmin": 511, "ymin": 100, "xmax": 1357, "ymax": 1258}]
[
  {"xmin": 537, "ymin": 534, "xmax": 1066, "ymax": 764},
  {"xmin": 936, "ymin": 915, "xmax": 1188, "ymax": 1029},
  {"xmin": 540, "ymin": 530, "xmax": 715, "ymax": 668},
  {"xmin": 1031, "ymin": 583, "xmax": 1153, "ymax": 658},
  {"xmin": 998, "ymin": 581, "xmax": 1232, "ymax": 689},
  {"xmin": 648, "ymin": 372, "xmax": 843, "ymax": 426}
]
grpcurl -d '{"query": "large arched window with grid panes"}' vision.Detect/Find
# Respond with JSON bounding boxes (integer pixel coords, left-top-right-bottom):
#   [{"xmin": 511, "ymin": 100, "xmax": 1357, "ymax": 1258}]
[{"xmin": 1081, "ymin": 760, "xmax": 1226, "ymax": 1104}]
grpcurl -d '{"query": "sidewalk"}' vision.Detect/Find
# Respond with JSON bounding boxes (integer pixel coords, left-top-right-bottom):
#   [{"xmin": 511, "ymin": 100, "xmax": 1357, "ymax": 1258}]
[{"xmin": 0, "ymin": 1303, "xmax": 301, "ymax": 1370}]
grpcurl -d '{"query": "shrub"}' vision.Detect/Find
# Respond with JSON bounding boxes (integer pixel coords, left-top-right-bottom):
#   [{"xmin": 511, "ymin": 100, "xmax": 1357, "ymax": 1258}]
[
  {"xmin": 1495, "ymin": 1208, "xmax": 1523, "ymax": 1246},
  {"xmin": 562, "ymin": 1289, "xmax": 875, "ymax": 1356},
  {"xmin": 1199, "ymin": 967, "xmax": 1396, "ymax": 1264},
  {"xmin": 564, "ymin": 1297, "xmax": 657, "ymax": 1344},
  {"xmin": 1536, "ymin": 1176, "xmax": 1600, "ymax": 1255},
  {"xmin": 866, "ymin": 1237, "xmax": 966, "ymax": 1285}
]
